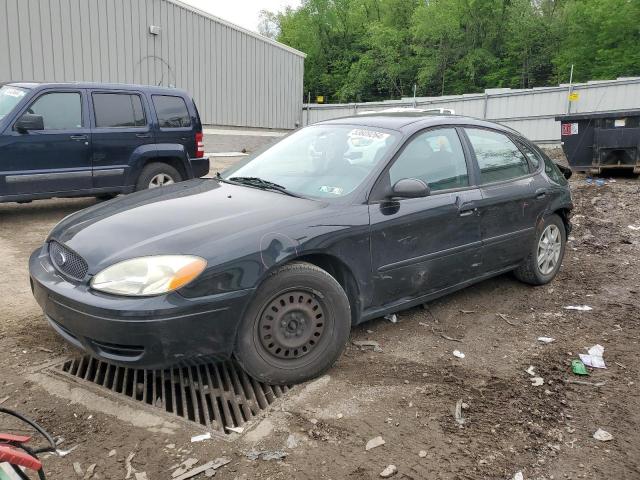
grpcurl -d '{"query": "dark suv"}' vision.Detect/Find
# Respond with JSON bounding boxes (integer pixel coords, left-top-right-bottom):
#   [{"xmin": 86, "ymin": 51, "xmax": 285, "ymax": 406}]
[{"xmin": 0, "ymin": 82, "xmax": 209, "ymax": 203}]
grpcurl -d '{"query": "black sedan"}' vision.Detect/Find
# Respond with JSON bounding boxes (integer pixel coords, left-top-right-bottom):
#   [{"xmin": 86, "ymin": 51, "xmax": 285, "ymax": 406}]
[{"xmin": 30, "ymin": 113, "xmax": 573, "ymax": 384}]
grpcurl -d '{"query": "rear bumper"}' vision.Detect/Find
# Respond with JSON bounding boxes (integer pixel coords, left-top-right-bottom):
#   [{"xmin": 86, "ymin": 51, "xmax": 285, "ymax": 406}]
[
  {"xmin": 29, "ymin": 247, "xmax": 253, "ymax": 368},
  {"xmin": 189, "ymin": 157, "xmax": 210, "ymax": 178}
]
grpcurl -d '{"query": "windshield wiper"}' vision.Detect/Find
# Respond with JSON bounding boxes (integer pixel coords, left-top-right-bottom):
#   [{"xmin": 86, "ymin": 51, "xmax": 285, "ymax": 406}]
[{"xmin": 223, "ymin": 175, "xmax": 301, "ymax": 197}]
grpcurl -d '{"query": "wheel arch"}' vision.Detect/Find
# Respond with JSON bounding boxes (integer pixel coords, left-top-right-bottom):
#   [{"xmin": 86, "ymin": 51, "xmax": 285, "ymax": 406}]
[
  {"xmin": 291, "ymin": 253, "xmax": 361, "ymax": 325},
  {"xmin": 552, "ymin": 207, "xmax": 572, "ymax": 236}
]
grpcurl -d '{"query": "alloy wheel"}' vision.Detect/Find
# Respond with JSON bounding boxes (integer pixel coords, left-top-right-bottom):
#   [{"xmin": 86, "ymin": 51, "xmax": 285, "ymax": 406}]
[
  {"xmin": 149, "ymin": 173, "xmax": 175, "ymax": 188},
  {"xmin": 537, "ymin": 224, "xmax": 561, "ymax": 275}
]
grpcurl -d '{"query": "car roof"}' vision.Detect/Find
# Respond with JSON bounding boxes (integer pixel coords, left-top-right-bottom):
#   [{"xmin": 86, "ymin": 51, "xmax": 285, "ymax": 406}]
[
  {"xmin": 5, "ymin": 81, "xmax": 190, "ymax": 96},
  {"xmin": 317, "ymin": 112, "xmax": 522, "ymax": 136}
]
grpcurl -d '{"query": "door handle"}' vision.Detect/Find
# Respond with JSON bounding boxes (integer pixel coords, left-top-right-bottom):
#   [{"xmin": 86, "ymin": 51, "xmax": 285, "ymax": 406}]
[
  {"xmin": 458, "ymin": 203, "xmax": 477, "ymax": 217},
  {"xmin": 70, "ymin": 135, "xmax": 87, "ymax": 140},
  {"xmin": 136, "ymin": 133, "xmax": 152, "ymax": 139},
  {"xmin": 535, "ymin": 188, "xmax": 547, "ymax": 199}
]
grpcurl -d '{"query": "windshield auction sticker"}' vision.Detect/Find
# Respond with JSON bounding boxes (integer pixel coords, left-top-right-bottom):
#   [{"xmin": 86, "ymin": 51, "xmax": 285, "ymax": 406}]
[
  {"xmin": 4, "ymin": 88, "xmax": 26, "ymax": 98},
  {"xmin": 349, "ymin": 129, "xmax": 390, "ymax": 141}
]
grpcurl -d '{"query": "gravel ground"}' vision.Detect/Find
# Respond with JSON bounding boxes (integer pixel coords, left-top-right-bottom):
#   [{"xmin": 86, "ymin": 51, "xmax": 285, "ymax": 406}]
[{"xmin": 0, "ymin": 153, "xmax": 639, "ymax": 479}]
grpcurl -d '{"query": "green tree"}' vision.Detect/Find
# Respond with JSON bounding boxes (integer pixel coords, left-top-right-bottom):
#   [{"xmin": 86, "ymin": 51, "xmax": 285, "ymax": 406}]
[
  {"xmin": 269, "ymin": 0, "xmax": 640, "ymax": 103},
  {"xmin": 553, "ymin": 0, "xmax": 640, "ymax": 82}
]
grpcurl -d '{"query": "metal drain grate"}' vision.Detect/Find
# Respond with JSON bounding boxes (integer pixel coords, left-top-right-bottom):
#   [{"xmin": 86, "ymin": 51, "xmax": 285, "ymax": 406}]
[{"xmin": 56, "ymin": 356, "xmax": 289, "ymax": 434}]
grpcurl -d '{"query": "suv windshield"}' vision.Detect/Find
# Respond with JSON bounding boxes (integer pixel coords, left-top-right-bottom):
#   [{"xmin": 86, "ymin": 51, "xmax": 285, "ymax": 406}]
[
  {"xmin": 0, "ymin": 85, "xmax": 28, "ymax": 120},
  {"xmin": 222, "ymin": 125, "xmax": 400, "ymax": 198}
]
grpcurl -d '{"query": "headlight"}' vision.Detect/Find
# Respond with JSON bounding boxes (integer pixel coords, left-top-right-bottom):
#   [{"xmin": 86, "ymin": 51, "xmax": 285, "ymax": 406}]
[{"xmin": 91, "ymin": 255, "xmax": 207, "ymax": 296}]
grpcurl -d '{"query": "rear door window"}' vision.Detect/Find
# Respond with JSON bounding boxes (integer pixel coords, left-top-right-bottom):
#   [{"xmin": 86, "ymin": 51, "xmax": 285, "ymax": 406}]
[
  {"xmin": 22, "ymin": 92, "xmax": 82, "ymax": 130},
  {"xmin": 465, "ymin": 128, "xmax": 530, "ymax": 184},
  {"xmin": 153, "ymin": 95, "xmax": 191, "ymax": 128},
  {"xmin": 93, "ymin": 93, "xmax": 146, "ymax": 128},
  {"xmin": 389, "ymin": 128, "xmax": 469, "ymax": 192}
]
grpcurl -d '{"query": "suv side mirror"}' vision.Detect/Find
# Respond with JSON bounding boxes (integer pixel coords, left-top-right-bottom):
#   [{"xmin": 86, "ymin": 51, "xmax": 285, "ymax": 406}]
[
  {"xmin": 15, "ymin": 114, "xmax": 44, "ymax": 133},
  {"xmin": 390, "ymin": 178, "xmax": 430, "ymax": 199}
]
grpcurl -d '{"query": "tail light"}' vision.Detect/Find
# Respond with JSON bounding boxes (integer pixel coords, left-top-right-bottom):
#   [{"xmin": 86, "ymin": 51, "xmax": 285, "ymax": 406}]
[{"xmin": 195, "ymin": 131, "xmax": 204, "ymax": 158}]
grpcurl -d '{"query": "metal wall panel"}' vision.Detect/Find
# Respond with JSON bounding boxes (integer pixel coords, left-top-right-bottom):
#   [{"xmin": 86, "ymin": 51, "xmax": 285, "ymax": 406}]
[
  {"xmin": 303, "ymin": 78, "xmax": 640, "ymax": 143},
  {"xmin": 0, "ymin": 0, "xmax": 305, "ymax": 129}
]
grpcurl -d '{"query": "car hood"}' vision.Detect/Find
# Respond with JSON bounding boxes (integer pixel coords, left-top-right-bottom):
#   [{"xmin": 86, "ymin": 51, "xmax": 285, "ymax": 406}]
[{"xmin": 49, "ymin": 179, "xmax": 324, "ymax": 273}]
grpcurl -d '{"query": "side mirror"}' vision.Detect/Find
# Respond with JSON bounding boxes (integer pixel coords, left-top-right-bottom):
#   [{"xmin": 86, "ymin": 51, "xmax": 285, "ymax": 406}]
[
  {"xmin": 390, "ymin": 178, "xmax": 430, "ymax": 199},
  {"xmin": 15, "ymin": 114, "xmax": 44, "ymax": 133}
]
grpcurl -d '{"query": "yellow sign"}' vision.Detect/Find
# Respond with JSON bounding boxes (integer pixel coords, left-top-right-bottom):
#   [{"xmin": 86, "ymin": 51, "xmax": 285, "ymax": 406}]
[
  {"xmin": 568, "ymin": 92, "xmax": 580, "ymax": 101},
  {"xmin": 316, "ymin": 96, "xmax": 324, "ymax": 104}
]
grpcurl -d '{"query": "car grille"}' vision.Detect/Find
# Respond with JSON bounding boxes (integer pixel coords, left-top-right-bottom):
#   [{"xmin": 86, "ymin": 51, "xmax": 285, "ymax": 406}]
[{"xmin": 49, "ymin": 241, "xmax": 88, "ymax": 281}]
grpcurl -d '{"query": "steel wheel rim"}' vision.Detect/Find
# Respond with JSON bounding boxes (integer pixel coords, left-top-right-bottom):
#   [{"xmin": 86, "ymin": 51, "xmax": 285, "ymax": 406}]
[
  {"xmin": 258, "ymin": 290, "xmax": 326, "ymax": 360},
  {"xmin": 149, "ymin": 173, "xmax": 175, "ymax": 188},
  {"xmin": 537, "ymin": 224, "xmax": 561, "ymax": 275}
]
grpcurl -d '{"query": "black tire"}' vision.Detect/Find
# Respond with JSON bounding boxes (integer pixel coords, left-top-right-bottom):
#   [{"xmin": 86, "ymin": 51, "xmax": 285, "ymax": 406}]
[
  {"xmin": 95, "ymin": 193, "xmax": 117, "ymax": 201},
  {"xmin": 135, "ymin": 163, "xmax": 182, "ymax": 191},
  {"xmin": 514, "ymin": 213, "xmax": 566, "ymax": 285},
  {"xmin": 235, "ymin": 262, "xmax": 351, "ymax": 385}
]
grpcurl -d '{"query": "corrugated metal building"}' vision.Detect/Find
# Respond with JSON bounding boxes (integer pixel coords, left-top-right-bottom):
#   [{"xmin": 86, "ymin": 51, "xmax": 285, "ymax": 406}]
[
  {"xmin": 303, "ymin": 77, "xmax": 640, "ymax": 144},
  {"xmin": 0, "ymin": 0, "xmax": 305, "ymax": 129}
]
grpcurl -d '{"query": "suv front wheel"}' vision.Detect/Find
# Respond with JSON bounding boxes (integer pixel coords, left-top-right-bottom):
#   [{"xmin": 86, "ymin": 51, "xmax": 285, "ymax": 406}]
[{"xmin": 136, "ymin": 163, "xmax": 182, "ymax": 191}]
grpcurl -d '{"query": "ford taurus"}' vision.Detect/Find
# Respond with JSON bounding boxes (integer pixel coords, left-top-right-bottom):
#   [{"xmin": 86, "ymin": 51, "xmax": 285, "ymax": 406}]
[{"xmin": 29, "ymin": 112, "xmax": 573, "ymax": 384}]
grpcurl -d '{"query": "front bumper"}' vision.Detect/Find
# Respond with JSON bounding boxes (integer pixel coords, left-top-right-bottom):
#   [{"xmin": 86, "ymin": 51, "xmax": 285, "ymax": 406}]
[{"xmin": 29, "ymin": 246, "xmax": 253, "ymax": 368}]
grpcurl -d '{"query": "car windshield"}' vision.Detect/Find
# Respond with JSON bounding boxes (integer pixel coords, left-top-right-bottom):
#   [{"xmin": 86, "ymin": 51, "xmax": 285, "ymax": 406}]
[
  {"xmin": 222, "ymin": 125, "xmax": 400, "ymax": 198},
  {"xmin": 0, "ymin": 85, "xmax": 28, "ymax": 120}
]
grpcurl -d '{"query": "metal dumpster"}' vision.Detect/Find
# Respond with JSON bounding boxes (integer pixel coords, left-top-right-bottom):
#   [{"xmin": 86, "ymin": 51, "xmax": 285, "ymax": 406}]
[{"xmin": 555, "ymin": 109, "xmax": 640, "ymax": 174}]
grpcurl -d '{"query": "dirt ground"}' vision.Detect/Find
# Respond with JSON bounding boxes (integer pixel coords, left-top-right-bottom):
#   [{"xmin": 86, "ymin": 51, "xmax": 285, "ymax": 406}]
[{"xmin": 1, "ymin": 151, "xmax": 639, "ymax": 480}]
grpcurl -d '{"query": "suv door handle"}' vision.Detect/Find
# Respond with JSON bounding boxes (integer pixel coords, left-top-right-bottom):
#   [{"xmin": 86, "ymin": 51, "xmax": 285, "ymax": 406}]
[
  {"xmin": 535, "ymin": 188, "xmax": 547, "ymax": 199},
  {"xmin": 136, "ymin": 133, "xmax": 152, "ymax": 139},
  {"xmin": 70, "ymin": 135, "xmax": 87, "ymax": 140}
]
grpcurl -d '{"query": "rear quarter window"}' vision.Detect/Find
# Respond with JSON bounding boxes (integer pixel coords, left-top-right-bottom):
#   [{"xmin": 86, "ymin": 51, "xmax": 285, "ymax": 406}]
[
  {"xmin": 542, "ymin": 155, "xmax": 568, "ymax": 185},
  {"xmin": 152, "ymin": 95, "xmax": 191, "ymax": 128}
]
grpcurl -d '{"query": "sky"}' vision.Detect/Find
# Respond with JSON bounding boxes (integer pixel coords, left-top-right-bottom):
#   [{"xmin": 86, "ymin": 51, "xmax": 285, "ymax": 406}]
[{"xmin": 180, "ymin": 0, "xmax": 301, "ymax": 33}]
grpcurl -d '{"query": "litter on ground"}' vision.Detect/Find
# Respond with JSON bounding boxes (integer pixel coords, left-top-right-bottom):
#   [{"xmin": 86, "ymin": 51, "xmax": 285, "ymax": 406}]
[
  {"xmin": 564, "ymin": 305, "xmax": 593, "ymax": 311},
  {"xmin": 365, "ymin": 436, "xmax": 385, "ymax": 451},
  {"xmin": 246, "ymin": 450, "xmax": 288, "ymax": 461},
  {"xmin": 190, "ymin": 432, "xmax": 212, "ymax": 443},
  {"xmin": 593, "ymin": 429, "xmax": 613, "ymax": 442},
  {"xmin": 537, "ymin": 337, "xmax": 555, "ymax": 343},
  {"xmin": 579, "ymin": 344, "xmax": 606, "ymax": 369},
  {"xmin": 571, "ymin": 359, "xmax": 589, "ymax": 376},
  {"xmin": 384, "ymin": 314, "xmax": 398, "ymax": 323},
  {"xmin": 452, "ymin": 350, "xmax": 465, "ymax": 359}
]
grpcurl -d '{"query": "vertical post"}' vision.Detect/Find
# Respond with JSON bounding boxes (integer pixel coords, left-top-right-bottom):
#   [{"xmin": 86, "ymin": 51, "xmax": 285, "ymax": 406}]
[
  {"xmin": 483, "ymin": 91, "xmax": 489, "ymax": 119},
  {"xmin": 306, "ymin": 91, "xmax": 311, "ymax": 126},
  {"xmin": 412, "ymin": 84, "xmax": 417, "ymax": 108},
  {"xmin": 566, "ymin": 64, "xmax": 574, "ymax": 114}
]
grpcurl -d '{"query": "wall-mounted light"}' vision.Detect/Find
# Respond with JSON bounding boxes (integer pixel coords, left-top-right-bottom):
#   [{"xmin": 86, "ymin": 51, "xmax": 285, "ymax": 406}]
[{"xmin": 149, "ymin": 25, "xmax": 162, "ymax": 35}]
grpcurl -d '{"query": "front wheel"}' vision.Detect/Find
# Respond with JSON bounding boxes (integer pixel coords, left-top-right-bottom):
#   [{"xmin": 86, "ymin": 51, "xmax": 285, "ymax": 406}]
[
  {"xmin": 235, "ymin": 262, "xmax": 351, "ymax": 385},
  {"xmin": 514, "ymin": 214, "xmax": 566, "ymax": 285}
]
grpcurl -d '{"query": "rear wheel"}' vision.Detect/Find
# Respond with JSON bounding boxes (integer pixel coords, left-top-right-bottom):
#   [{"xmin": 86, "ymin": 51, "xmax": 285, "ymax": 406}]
[
  {"xmin": 514, "ymin": 214, "xmax": 566, "ymax": 285},
  {"xmin": 235, "ymin": 262, "xmax": 351, "ymax": 385},
  {"xmin": 136, "ymin": 163, "xmax": 182, "ymax": 191}
]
